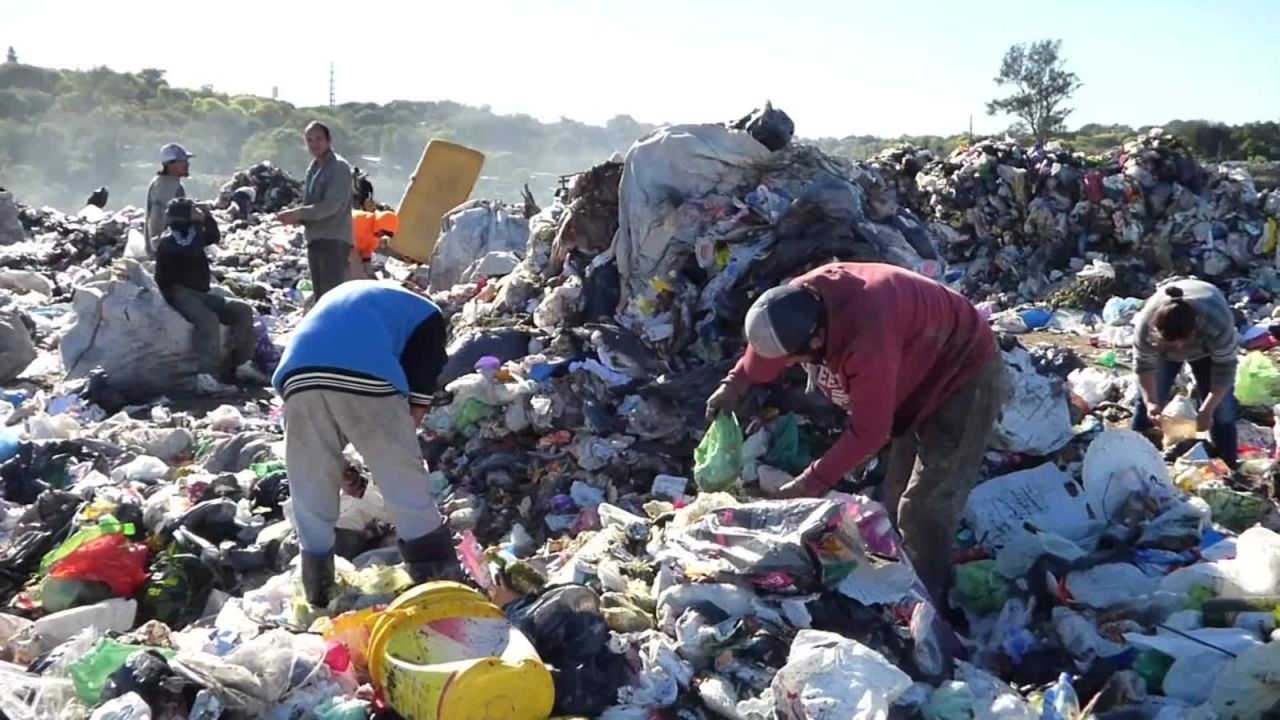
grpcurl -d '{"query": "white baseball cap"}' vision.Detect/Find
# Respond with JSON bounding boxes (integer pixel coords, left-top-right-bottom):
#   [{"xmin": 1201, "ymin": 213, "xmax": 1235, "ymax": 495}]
[{"xmin": 160, "ymin": 143, "xmax": 195, "ymax": 164}]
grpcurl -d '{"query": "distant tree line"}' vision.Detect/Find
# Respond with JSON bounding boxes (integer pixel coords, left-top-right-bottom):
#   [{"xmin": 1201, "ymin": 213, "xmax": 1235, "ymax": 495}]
[{"xmin": 0, "ymin": 63, "xmax": 1277, "ymax": 212}]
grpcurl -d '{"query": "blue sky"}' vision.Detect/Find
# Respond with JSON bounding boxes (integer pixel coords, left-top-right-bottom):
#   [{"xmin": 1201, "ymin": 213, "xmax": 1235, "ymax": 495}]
[{"xmin": 4, "ymin": 0, "xmax": 1277, "ymax": 138}]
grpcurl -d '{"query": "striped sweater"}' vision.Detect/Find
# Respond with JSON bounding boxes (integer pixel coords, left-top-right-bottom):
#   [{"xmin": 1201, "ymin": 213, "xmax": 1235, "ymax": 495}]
[
  {"xmin": 1132, "ymin": 278, "xmax": 1239, "ymax": 388},
  {"xmin": 272, "ymin": 281, "xmax": 446, "ymax": 407}
]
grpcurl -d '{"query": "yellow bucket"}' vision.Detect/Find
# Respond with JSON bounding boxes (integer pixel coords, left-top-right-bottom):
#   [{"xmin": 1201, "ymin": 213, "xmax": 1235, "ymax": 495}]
[{"xmin": 367, "ymin": 582, "xmax": 554, "ymax": 720}]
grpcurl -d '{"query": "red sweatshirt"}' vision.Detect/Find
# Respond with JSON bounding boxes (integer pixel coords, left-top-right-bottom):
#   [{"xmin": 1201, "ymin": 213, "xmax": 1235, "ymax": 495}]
[{"xmin": 725, "ymin": 263, "xmax": 996, "ymax": 489}]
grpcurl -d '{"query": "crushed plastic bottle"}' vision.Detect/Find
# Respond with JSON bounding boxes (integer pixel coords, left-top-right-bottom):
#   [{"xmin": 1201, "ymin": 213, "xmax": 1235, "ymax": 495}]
[{"xmin": 1040, "ymin": 672, "xmax": 1080, "ymax": 720}]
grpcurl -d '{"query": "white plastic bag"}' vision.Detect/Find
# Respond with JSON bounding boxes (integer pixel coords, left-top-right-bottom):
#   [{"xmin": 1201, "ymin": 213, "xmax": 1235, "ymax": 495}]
[
  {"xmin": 994, "ymin": 348, "xmax": 1075, "ymax": 455},
  {"xmin": 1065, "ymin": 563, "xmax": 1158, "ymax": 609},
  {"xmin": 90, "ymin": 692, "xmax": 151, "ymax": 719},
  {"xmin": 922, "ymin": 662, "xmax": 1036, "ymax": 720},
  {"xmin": 110, "ymin": 455, "xmax": 169, "ymax": 483},
  {"xmin": 1066, "ymin": 367, "xmax": 1113, "ymax": 409},
  {"xmin": 1124, "ymin": 628, "xmax": 1262, "ymax": 706},
  {"xmin": 207, "ymin": 404, "xmax": 244, "ymax": 433},
  {"xmin": 964, "ymin": 463, "xmax": 1103, "ymax": 551},
  {"xmin": 1159, "ymin": 527, "xmax": 1280, "ymax": 598},
  {"xmin": 771, "ymin": 630, "xmax": 912, "ymax": 720}
]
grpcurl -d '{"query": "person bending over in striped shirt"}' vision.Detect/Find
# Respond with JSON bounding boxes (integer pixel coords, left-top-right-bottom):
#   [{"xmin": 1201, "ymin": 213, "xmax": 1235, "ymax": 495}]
[
  {"xmin": 272, "ymin": 279, "xmax": 455, "ymax": 606},
  {"xmin": 1131, "ymin": 278, "xmax": 1240, "ymax": 467}
]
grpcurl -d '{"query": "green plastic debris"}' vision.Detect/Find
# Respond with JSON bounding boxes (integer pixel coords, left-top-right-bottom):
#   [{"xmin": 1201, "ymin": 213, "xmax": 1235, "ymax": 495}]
[
  {"xmin": 250, "ymin": 460, "xmax": 286, "ymax": 478},
  {"xmin": 763, "ymin": 413, "xmax": 812, "ymax": 474},
  {"xmin": 1133, "ymin": 650, "xmax": 1174, "ymax": 694},
  {"xmin": 1198, "ymin": 486, "xmax": 1270, "ymax": 533},
  {"xmin": 454, "ymin": 397, "xmax": 494, "ymax": 431},
  {"xmin": 1235, "ymin": 352, "xmax": 1280, "ymax": 407},
  {"xmin": 1099, "ymin": 350, "xmax": 1117, "ymax": 369},
  {"xmin": 140, "ymin": 547, "xmax": 215, "ymax": 628},
  {"xmin": 70, "ymin": 640, "xmax": 175, "ymax": 703},
  {"xmin": 953, "ymin": 559, "xmax": 1010, "ymax": 614},
  {"xmin": 694, "ymin": 413, "xmax": 743, "ymax": 492},
  {"xmin": 1186, "ymin": 584, "xmax": 1215, "ymax": 611},
  {"xmin": 314, "ymin": 697, "xmax": 372, "ymax": 720},
  {"xmin": 39, "ymin": 516, "xmax": 130, "ymax": 573}
]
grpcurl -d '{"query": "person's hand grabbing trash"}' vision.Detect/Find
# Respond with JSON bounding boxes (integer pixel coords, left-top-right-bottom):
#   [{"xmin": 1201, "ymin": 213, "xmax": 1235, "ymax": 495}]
[
  {"xmin": 762, "ymin": 466, "xmax": 823, "ymax": 499},
  {"xmin": 276, "ymin": 209, "xmax": 301, "ymax": 225},
  {"xmin": 705, "ymin": 382, "xmax": 745, "ymax": 420}
]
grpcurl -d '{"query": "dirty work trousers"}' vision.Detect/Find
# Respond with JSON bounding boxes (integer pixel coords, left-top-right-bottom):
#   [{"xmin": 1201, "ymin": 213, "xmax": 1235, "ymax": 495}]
[
  {"xmin": 347, "ymin": 245, "xmax": 371, "ymax": 281},
  {"xmin": 1130, "ymin": 357, "xmax": 1238, "ymax": 466},
  {"xmin": 880, "ymin": 356, "xmax": 1009, "ymax": 610},
  {"xmin": 307, "ymin": 238, "xmax": 352, "ymax": 300},
  {"xmin": 167, "ymin": 286, "xmax": 256, "ymax": 377},
  {"xmin": 284, "ymin": 389, "xmax": 443, "ymax": 555}
]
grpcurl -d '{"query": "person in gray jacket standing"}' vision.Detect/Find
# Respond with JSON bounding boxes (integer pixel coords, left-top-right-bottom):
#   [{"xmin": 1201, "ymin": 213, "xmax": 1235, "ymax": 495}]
[
  {"xmin": 276, "ymin": 121, "xmax": 354, "ymax": 300},
  {"xmin": 145, "ymin": 143, "xmax": 194, "ymax": 258}
]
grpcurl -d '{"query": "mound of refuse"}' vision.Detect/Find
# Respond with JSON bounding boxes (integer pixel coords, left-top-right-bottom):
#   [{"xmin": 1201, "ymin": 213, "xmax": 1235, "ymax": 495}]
[{"xmin": 0, "ymin": 107, "xmax": 1276, "ymax": 719}]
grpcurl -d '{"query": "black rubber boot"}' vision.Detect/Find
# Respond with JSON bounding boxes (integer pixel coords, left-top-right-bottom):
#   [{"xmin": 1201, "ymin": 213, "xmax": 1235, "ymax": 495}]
[
  {"xmin": 398, "ymin": 526, "xmax": 463, "ymax": 584},
  {"xmin": 300, "ymin": 552, "xmax": 335, "ymax": 607}
]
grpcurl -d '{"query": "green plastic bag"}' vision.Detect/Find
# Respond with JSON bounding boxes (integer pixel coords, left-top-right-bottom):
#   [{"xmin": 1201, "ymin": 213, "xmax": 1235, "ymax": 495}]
[
  {"xmin": 70, "ymin": 639, "xmax": 175, "ymax": 703},
  {"xmin": 454, "ymin": 397, "xmax": 494, "ymax": 431},
  {"xmin": 1235, "ymin": 352, "xmax": 1280, "ymax": 407},
  {"xmin": 1197, "ymin": 486, "xmax": 1270, "ymax": 532},
  {"xmin": 954, "ymin": 559, "xmax": 1009, "ymax": 614},
  {"xmin": 764, "ymin": 413, "xmax": 812, "ymax": 474},
  {"xmin": 694, "ymin": 413, "xmax": 743, "ymax": 492}
]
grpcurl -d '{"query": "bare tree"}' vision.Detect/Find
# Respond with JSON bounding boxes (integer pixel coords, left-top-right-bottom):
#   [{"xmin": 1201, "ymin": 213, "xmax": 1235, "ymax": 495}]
[{"xmin": 986, "ymin": 40, "xmax": 1082, "ymax": 142}]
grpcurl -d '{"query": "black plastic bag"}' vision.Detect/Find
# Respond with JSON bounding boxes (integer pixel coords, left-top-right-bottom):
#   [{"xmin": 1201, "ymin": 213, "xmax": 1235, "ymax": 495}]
[
  {"xmin": 507, "ymin": 584, "xmax": 628, "ymax": 716},
  {"xmin": 0, "ymin": 490, "xmax": 80, "ymax": 603},
  {"xmin": 249, "ymin": 472, "xmax": 290, "ymax": 519},
  {"xmin": 731, "ymin": 102, "xmax": 795, "ymax": 152}
]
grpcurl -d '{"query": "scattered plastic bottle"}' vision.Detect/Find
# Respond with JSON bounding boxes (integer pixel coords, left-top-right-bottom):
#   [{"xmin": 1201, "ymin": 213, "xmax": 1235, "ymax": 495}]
[{"xmin": 1041, "ymin": 672, "xmax": 1081, "ymax": 720}]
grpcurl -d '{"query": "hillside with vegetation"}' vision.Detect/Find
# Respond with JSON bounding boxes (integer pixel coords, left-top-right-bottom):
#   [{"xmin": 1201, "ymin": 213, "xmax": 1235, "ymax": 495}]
[{"xmin": 2, "ymin": 62, "xmax": 1278, "ymax": 212}]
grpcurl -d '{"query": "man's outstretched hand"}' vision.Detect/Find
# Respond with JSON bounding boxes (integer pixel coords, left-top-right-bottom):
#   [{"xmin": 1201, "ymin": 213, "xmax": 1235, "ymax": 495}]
[{"xmin": 705, "ymin": 382, "xmax": 745, "ymax": 420}]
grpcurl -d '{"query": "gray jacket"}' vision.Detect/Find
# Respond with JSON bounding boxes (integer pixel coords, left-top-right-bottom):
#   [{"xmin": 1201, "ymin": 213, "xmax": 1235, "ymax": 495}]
[
  {"xmin": 145, "ymin": 174, "xmax": 185, "ymax": 252},
  {"xmin": 298, "ymin": 150, "xmax": 354, "ymax": 245},
  {"xmin": 1133, "ymin": 277, "xmax": 1239, "ymax": 388}
]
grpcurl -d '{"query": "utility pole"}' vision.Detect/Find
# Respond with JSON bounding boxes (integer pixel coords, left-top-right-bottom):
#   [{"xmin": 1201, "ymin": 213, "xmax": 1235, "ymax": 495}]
[{"xmin": 329, "ymin": 62, "xmax": 335, "ymax": 108}]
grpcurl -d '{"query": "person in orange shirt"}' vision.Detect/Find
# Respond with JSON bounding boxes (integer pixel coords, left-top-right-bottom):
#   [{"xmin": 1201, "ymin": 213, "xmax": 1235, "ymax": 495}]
[{"xmin": 350, "ymin": 209, "xmax": 398, "ymax": 279}]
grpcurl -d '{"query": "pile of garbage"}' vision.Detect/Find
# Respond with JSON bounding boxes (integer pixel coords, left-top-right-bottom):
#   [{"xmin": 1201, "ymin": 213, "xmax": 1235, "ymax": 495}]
[
  {"xmin": 214, "ymin": 162, "xmax": 305, "ymax": 214},
  {"xmin": 885, "ymin": 130, "xmax": 1280, "ymax": 301},
  {"xmin": 0, "ymin": 106, "xmax": 1276, "ymax": 720}
]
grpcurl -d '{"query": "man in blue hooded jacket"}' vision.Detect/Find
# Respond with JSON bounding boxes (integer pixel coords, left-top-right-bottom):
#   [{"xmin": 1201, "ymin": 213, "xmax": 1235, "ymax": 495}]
[{"xmin": 272, "ymin": 279, "xmax": 455, "ymax": 606}]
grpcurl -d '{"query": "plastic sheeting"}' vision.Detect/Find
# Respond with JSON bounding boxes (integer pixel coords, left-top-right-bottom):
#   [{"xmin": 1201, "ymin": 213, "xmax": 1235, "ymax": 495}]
[
  {"xmin": 426, "ymin": 200, "xmax": 529, "ymax": 293},
  {"xmin": 964, "ymin": 463, "xmax": 1103, "ymax": 551},
  {"xmin": 768, "ymin": 630, "xmax": 912, "ymax": 720},
  {"xmin": 993, "ymin": 347, "xmax": 1075, "ymax": 456},
  {"xmin": 60, "ymin": 261, "xmax": 205, "ymax": 399},
  {"xmin": 611, "ymin": 124, "xmax": 772, "ymax": 306}
]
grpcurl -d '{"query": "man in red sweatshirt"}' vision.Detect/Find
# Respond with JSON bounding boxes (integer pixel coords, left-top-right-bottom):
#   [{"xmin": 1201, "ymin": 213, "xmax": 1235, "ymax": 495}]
[{"xmin": 706, "ymin": 262, "xmax": 1007, "ymax": 606}]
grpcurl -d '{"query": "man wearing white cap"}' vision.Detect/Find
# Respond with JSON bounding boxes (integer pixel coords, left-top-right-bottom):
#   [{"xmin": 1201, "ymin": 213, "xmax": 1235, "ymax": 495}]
[
  {"xmin": 145, "ymin": 143, "xmax": 195, "ymax": 257},
  {"xmin": 706, "ymin": 262, "xmax": 1006, "ymax": 608}
]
